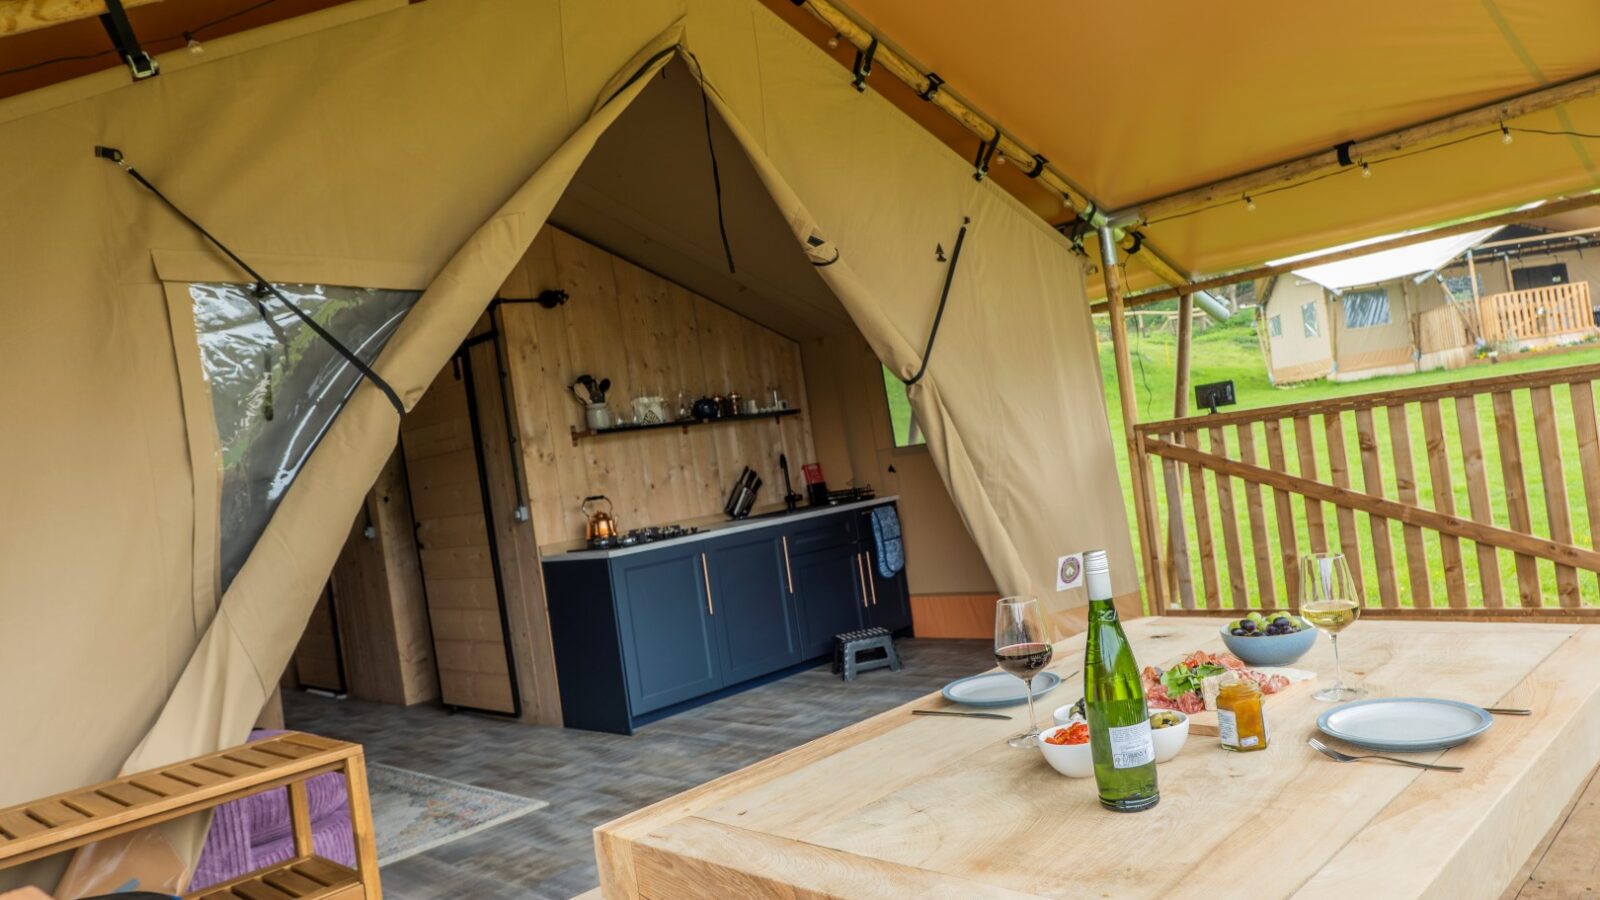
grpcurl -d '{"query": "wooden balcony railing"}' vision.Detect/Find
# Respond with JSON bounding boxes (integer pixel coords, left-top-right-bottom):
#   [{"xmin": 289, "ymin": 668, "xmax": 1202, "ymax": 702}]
[
  {"xmin": 1477, "ymin": 281, "xmax": 1594, "ymax": 344},
  {"xmin": 1133, "ymin": 363, "xmax": 1600, "ymax": 619}
]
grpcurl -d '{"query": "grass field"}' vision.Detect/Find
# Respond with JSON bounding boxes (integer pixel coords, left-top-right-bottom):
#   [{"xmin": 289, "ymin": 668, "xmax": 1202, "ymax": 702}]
[{"xmin": 1097, "ymin": 313, "xmax": 1600, "ymax": 609}]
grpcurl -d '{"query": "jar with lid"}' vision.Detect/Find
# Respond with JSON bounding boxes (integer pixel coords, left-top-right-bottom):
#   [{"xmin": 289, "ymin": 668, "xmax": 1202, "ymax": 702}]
[{"xmin": 1216, "ymin": 680, "xmax": 1269, "ymax": 752}]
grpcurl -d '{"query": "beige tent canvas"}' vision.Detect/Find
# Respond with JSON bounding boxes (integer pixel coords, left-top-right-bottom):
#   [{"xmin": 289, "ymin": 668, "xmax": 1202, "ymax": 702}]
[{"xmin": 0, "ymin": 0, "xmax": 1134, "ymax": 885}]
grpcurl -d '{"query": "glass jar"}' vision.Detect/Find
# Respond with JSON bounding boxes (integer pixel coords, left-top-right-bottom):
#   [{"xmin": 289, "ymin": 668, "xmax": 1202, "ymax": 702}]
[{"xmin": 1216, "ymin": 680, "xmax": 1269, "ymax": 752}]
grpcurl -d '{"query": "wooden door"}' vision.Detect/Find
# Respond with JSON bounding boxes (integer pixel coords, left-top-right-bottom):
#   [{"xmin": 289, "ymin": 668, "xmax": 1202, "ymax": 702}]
[
  {"xmin": 401, "ymin": 354, "xmax": 519, "ymax": 715},
  {"xmin": 290, "ymin": 582, "xmax": 347, "ymax": 693}
]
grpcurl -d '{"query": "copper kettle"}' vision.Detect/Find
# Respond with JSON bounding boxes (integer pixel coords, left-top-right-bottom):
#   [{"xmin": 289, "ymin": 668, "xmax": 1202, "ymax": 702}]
[{"xmin": 582, "ymin": 495, "xmax": 619, "ymax": 541}]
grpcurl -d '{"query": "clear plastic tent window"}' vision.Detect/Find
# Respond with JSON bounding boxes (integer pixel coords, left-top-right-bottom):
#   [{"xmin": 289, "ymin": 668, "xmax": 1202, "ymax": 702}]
[
  {"xmin": 1343, "ymin": 289, "xmax": 1392, "ymax": 329},
  {"xmin": 1269, "ymin": 314, "xmax": 1283, "ymax": 338},
  {"xmin": 1301, "ymin": 301, "xmax": 1319, "ymax": 338},
  {"xmin": 189, "ymin": 283, "xmax": 421, "ymax": 591}
]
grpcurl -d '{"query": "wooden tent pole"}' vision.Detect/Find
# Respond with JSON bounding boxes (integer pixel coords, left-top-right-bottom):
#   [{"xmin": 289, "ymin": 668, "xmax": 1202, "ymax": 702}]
[
  {"xmin": 1173, "ymin": 294, "xmax": 1194, "ymax": 418},
  {"xmin": 0, "ymin": 0, "xmax": 161, "ymax": 37},
  {"xmin": 790, "ymin": 0, "xmax": 1202, "ymax": 296},
  {"xmin": 1112, "ymin": 68, "xmax": 1600, "ymax": 227},
  {"xmin": 1098, "ymin": 227, "xmax": 1165, "ymax": 611},
  {"xmin": 1101, "ymin": 190, "xmax": 1600, "ymax": 311}
]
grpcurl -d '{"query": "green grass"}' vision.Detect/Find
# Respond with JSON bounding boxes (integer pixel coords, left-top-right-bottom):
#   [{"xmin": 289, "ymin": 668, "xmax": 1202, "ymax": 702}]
[{"xmin": 1098, "ymin": 314, "xmax": 1600, "ymax": 609}]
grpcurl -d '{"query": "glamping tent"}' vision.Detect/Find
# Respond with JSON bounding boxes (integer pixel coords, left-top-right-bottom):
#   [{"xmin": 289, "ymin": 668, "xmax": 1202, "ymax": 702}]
[{"xmin": 0, "ymin": 0, "xmax": 1134, "ymax": 881}]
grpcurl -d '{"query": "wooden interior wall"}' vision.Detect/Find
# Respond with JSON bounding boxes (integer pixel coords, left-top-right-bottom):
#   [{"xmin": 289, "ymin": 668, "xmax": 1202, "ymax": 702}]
[
  {"xmin": 498, "ymin": 226, "xmax": 817, "ymax": 549},
  {"xmin": 290, "ymin": 584, "xmax": 344, "ymax": 692}
]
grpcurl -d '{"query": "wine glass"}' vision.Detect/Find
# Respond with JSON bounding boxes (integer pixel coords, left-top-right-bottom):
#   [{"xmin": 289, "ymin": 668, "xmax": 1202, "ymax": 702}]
[
  {"xmin": 995, "ymin": 596, "xmax": 1053, "ymax": 749},
  {"xmin": 1300, "ymin": 553, "xmax": 1365, "ymax": 701}
]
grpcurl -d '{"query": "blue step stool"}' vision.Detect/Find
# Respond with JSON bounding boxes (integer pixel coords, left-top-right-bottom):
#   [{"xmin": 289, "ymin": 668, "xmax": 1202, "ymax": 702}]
[{"xmin": 833, "ymin": 626, "xmax": 901, "ymax": 681}]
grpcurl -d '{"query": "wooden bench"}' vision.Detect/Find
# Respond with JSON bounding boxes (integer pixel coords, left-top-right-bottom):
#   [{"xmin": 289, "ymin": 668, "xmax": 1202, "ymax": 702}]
[{"xmin": 0, "ymin": 731, "xmax": 379, "ymax": 899}]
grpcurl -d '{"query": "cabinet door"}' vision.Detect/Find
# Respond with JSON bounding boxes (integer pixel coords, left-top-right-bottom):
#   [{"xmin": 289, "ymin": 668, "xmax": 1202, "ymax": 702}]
[
  {"xmin": 706, "ymin": 535, "xmax": 803, "ymax": 683},
  {"xmin": 614, "ymin": 550, "xmax": 723, "ymax": 714},
  {"xmin": 864, "ymin": 545, "xmax": 913, "ymax": 633},
  {"xmin": 790, "ymin": 543, "xmax": 866, "ymax": 658}
]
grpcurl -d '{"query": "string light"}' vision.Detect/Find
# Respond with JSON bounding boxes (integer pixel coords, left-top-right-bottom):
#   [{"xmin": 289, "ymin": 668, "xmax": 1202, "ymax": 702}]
[
  {"xmin": 184, "ymin": 33, "xmax": 204, "ymax": 55},
  {"xmin": 1501, "ymin": 123, "xmax": 1514, "ymax": 144},
  {"xmin": 1244, "ymin": 195, "xmax": 1257, "ymax": 212},
  {"xmin": 1360, "ymin": 161, "xmax": 1372, "ymax": 178},
  {"xmin": 826, "ymin": 32, "xmax": 840, "ymax": 49}
]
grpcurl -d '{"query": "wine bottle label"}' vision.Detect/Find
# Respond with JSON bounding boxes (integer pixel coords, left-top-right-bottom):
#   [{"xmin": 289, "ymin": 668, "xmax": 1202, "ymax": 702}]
[{"xmin": 1106, "ymin": 720, "xmax": 1155, "ymax": 768}]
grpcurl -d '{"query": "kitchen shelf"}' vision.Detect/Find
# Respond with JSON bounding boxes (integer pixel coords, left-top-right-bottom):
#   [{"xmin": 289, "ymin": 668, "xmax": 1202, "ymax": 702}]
[{"xmin": 570, "ymin": 408, "xmax": 801, "ymax": 445}]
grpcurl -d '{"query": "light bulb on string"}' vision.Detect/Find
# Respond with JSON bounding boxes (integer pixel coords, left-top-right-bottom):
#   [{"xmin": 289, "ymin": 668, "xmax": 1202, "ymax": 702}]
[
  {"xmin": 1501, "ymin": 123, "xmax": 1514, "ymax": 144},
  {"xmin": 994, "ymin": 153, "xmax": 1006, "ymax": 166},
  {"xmin": 1361, "ymin": 162, "xmax": 1371, "ymax": 178},
  {"xmin": 185, "ymin": 33, "xmax": 204, "ymax": 55},
  {"xmin": 1244, "ymin": 195, "xmax": 1257, "ymax": 212},
  {"xmin": 826, "ymin": 32, "xmax": 840, "ymax": 49}
]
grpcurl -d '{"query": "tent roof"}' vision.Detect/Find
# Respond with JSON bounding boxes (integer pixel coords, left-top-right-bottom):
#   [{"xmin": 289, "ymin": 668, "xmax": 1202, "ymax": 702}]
[
  {"xmin": 770, "ymin": 0, "xmax": 1600, "ymax": 282},
  {"xmin": 1280, "ymin": 227, "xmax": 1499, "ymax": 292}
]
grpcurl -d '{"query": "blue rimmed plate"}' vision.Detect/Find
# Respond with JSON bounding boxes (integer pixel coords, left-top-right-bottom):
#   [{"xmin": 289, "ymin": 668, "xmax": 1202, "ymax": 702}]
[
  {"xmin": 1317, "ymin": 697, "xmax": 1492, "ymax": 752},
  {"xmin": 941, "ymin": 671, "xmax": 1061, "ymax": 708}
]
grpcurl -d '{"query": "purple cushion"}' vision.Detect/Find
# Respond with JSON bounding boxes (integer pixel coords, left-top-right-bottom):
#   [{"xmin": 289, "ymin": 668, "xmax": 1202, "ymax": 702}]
[{"xmin": 188, "ymin": 731, "xmax": 357, "ymax": 892}]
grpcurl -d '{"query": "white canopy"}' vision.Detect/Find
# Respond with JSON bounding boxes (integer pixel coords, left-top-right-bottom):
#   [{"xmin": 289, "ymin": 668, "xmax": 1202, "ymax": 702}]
[{"xmin": 1277, "ymin": 227, "xmax": 1499, "ymax": 292}]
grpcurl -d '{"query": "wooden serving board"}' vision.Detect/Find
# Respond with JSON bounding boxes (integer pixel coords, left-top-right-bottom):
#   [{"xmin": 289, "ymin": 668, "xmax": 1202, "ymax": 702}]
[{"xmin": 1180, "ymin": 667, "xmax": 1318, "ymax": 736}]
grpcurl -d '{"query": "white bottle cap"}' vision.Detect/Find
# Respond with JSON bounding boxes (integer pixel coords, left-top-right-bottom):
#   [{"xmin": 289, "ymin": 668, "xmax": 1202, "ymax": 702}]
[{"xmin": 1085, "ymin": 549, "xmax": 1113, "ymax": 601}]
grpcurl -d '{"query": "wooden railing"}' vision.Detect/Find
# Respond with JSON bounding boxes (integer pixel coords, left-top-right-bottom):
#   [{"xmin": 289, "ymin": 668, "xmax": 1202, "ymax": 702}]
[
  {"xmin": 1477, "ymin": 282, "xmax": 1594, "ymax": 344},
  {"xmin": 1133, "ymin": 363, "xmax": 1600, "ymax": 618}
]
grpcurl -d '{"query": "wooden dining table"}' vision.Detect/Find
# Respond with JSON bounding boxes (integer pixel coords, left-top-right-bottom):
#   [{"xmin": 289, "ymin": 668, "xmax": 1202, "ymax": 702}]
[{"xmin": 594, "ymin": 617, "xmax": 1600, "ymax": 899}]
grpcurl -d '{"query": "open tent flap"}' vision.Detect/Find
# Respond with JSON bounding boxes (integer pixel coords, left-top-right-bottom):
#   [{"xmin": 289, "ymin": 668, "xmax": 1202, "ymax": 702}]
[{"xmin": 0, "ymin": 0, "xmax": 1129, "ymax": 883}]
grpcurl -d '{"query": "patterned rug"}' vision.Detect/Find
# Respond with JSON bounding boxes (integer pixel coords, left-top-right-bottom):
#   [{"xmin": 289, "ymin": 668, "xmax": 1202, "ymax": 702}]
[{"xmin": 368, "ymin": 763, "xmax": 548, "ymax": 865}]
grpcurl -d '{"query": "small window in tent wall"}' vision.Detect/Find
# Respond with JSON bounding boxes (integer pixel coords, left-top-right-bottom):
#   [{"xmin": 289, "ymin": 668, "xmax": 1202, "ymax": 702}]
[
  {"xmin": 1343, "ymin": 288, "xmax": 1391, "ymax": 329},
  {"xmin": 1268, "ymin": 314, "xmax": 1283, "ymax": 338},
  {"xmin": 882, "ymin": 366, "xmax": 927, "ymax": 448},
  {"xmin": 188, "ymin": 282, "xmax": 421, "ymax": 591},
  {"xmin": 1301, "ymin": 301, "xmax": 1320, "ymax": 338}
]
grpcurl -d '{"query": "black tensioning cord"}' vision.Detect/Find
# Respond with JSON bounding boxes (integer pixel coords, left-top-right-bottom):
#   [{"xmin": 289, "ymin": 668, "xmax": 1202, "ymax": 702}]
[{"xmin": 95, "ymin": 145, "xmax": 405, "ymax": 415}]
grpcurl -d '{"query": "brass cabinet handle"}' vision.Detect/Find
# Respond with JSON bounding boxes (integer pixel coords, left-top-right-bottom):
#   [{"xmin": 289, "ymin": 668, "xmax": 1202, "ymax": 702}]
[
  {"xmin": 701, "ymin": 552, "xmax": 714, "ymax": 615},
  {"xmin": 781, "ymin": 535, "xmax": 794, "ymax": 594},
  {"xmin": 866, "ymin": 551, "xmax": 879, "ymax": 606},
  {"xmin": 855, "ymin": 552, "xmax": 869, "ymax": 609}
]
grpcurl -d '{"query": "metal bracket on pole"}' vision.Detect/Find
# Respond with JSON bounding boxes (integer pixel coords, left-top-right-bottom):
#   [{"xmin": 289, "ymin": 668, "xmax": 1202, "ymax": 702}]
[{"xmin": 99, "ymin": 0, "xmax": 159, "ymax": 80}]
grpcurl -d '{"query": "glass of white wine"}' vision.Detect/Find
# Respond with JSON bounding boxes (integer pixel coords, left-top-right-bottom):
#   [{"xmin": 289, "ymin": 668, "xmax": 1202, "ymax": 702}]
[{"xmin": 1300, "ymin": 553, "xmax": 1365, "ymax": 702}]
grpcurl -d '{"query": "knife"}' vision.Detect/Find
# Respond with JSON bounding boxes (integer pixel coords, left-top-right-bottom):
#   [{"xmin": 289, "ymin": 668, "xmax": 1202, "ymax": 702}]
[
  {"xmin": 912, "ymin": 709, "xmax": 1012, "ymax": 720},
  {"xmin": 1485, "ymin": 707, "xmax": 1532, "ymax": 716}
]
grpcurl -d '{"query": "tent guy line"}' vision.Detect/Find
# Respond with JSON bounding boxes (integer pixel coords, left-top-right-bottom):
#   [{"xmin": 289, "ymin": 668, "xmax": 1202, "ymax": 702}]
[{"xmin": 94, "ymin": 144, "xmax": 406, "ymax": 415}]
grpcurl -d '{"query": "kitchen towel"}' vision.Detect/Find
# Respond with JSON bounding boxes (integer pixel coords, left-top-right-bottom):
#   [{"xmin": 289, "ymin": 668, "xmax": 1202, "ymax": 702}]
[{"xmin": 871, "ymin": 506, "xmax": 904, "ymax": 578}]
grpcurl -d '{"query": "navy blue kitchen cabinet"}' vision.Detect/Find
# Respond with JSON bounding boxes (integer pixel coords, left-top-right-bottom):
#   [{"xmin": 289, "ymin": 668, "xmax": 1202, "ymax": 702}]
[
  {"xmin": 613, "ymin": 547, "xmax": 723, "ymax": 715},
  {"xmin": 544, "ymin": 500, "xmax": 906, "ymax": 734},
  {"xmin": 705, "ymin": 533, "xmax": 803, "ymax": 683},
  {"xmin": 859, "ymin": 510, "xmax": 913, "ymax": 633}
]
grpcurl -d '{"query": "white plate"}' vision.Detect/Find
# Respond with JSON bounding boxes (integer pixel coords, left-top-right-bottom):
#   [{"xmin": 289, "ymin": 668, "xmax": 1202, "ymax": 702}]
[
  {"xmin": 941, "ymin": 671, "xmax": 1061, "ymax": 708},
  {"xmin": 1317, "ymin": 697, "xmax": 1492, "ymax": 752}
]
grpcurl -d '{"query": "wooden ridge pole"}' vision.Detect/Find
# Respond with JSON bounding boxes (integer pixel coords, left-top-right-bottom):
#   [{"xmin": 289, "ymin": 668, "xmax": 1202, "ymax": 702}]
[
  {"xmin": 790, "ymin": 0, "xmax": 1202, "ymax": 295},
  {"xmin": 0, "ymin": 0, "xmax": 160, "ymax": 37},
  {"xmin": 1099, "ymin": 227, "xmax": 1166, "ymax": 611},
  {"xmin": 1099, "ymin": 191, "xmax": 1600, "ymax": 311},
  {"xmin": 1112, "ymin": 68, "xmax": 1600, "ymax": 227}
]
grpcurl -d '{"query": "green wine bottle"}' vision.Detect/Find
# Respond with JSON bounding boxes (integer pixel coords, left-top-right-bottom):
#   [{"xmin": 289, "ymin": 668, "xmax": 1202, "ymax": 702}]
[{"xmin": 1082, "ymin": 550, "xmax": 1159, "ymax": 812}]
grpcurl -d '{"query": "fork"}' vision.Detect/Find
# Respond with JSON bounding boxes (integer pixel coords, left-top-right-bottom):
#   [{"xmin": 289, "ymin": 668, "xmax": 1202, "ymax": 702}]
[{"xmin": 1307, "ymin": 737, "xmax": 1463, "ymax": 772}]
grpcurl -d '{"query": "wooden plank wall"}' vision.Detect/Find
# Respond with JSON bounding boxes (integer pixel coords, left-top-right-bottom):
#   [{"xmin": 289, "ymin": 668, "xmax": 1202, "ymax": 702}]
[
  {"xmin": 290, "ymin": 585, "xmax": 343, "ymax": 692},
  {"xmin": 499, "ymin": 226, "xmax": 817, "ymax": 549}
]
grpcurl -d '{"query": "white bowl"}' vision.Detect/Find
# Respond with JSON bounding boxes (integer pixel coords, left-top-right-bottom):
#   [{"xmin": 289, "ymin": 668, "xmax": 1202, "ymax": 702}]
[
  {"xmin": 1150, "ymin": 709, "xmax": 1190, "ymax": 763},
  {"xmin": 1051, "ymin": 702, "xmax": 1082, "ymax": 726},
  {"xmin": 1037, "ymin": 724, "xmax": 1095, "ymax": 777}
]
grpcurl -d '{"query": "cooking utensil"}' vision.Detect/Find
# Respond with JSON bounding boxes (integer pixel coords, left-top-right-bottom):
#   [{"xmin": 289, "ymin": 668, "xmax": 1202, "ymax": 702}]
[
  {"xmin": 594, "ymin": 378, "xmax": 611, "ymax": 403},
  {"xmin": 1485, "ymin": 707, "xmax": 1532, "ymax": 715},
  {"xmin": 1307, "ymin": 737, "xmax": 1463, "ymax": 772},
  {"xmin": 572, "ymin": 375, "xmax": 596, "ymax": 405},
  {"xmin": 581, "ymin": 495, "xmax": 618, "ymax": 542},
  {"xmin": 911, "ymin": 709, "xmax": 1012, "ymax": 720}
]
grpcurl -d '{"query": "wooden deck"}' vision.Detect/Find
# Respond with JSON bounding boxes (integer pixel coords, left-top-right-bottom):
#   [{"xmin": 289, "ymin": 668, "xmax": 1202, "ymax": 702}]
[{"xmin": 1504, "ymin": 761, "xmax": 1600, "ymax": 898}]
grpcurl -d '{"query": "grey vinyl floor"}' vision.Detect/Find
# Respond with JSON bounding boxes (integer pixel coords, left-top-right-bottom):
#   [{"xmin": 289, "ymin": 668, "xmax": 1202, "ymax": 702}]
[{"xmin": 285, "ymin": 638, "xmax": 993, "ymax": 900}]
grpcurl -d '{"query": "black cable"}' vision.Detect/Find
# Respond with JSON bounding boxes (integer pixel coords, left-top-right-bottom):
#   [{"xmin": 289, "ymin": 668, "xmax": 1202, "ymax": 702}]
[
  {"xmin": 904, "ymin": 217, "xmax": 970, "ymax": 387},
  {"xmin": 2, "ymin": 0, "xmax": 284, "ymax": 79},
  {"xmin": 96, "ymin": 146, "xmax": 405, "ymax": 415},
  {"xmin": 684, "ymin": 51, "xmax": 736, "ymax": 275}
]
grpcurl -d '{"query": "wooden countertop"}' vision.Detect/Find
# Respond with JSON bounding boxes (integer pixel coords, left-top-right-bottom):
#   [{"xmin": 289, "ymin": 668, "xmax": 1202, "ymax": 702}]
[{"xmin": 594, "ymin": 617, "xmax": 1600, "ymax": 899}]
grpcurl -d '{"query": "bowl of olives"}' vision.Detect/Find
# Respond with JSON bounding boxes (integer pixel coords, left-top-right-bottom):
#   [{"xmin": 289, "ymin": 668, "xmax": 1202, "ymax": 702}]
[{"xmin": 1219, "ymin": 612, "xmax": 1317, "ymax": 666}]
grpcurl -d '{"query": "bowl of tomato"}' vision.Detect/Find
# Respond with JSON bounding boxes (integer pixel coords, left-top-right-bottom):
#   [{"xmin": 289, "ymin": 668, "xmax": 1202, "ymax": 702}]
[{"xmin": 1037, "ymin": 721, "xmax": 1094, "ymax": 777}]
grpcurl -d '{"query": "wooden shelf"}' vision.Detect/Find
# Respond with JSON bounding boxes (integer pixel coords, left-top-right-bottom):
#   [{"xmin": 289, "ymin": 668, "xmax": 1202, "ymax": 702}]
[
  {"xmin": 570, "ymin": 408, "xmax": 800, "ymax": 445},
  {"xmin": 188, "ymin": 855, "xmax": 361, "ymax": 899}
]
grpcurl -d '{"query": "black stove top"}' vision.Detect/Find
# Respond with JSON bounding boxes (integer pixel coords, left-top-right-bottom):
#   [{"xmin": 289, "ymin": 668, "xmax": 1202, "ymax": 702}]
[{"xmin": 586, "ymin": 523, "xmax": 701, "ymax": 550}]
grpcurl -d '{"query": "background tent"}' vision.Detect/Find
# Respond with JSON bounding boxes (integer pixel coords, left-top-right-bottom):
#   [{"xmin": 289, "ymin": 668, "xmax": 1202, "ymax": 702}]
[{"xmin": 0, "ymin": 0, "xmax": 1131, "ymax": 875}]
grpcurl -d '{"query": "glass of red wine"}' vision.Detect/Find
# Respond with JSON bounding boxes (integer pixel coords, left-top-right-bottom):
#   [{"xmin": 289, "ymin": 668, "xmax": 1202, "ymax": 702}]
[{"xmin": 995, "ymin": 596, "xmax": 1053, "ymax": 749}]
